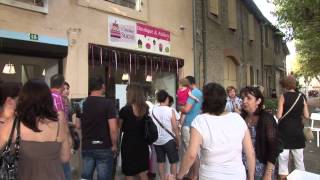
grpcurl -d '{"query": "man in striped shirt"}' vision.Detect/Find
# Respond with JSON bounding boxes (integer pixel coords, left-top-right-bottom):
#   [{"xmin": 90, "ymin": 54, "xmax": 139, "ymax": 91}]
[{"xmin": 50, "ymin": 74, "xmax": 72, "ymax": 180}]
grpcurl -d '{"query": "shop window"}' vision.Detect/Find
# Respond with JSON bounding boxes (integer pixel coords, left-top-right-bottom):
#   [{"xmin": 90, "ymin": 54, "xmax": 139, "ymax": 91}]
[
  {"xmin": 88, "ymin": 45, "xmax": 183, "ymax": 109},
  {"xmin": 228, "ymin": 0, "xmax": 237, "ymax": 30},
  {"xmin": 248, "ymin": 14, "xmax": 255, "ymax": 41},
  {"xmin": 0, "ymin": 0, "xmax": 48, "ymax": 13},
  {"xmin": 0, "ymin": 54, "xmax": 59, "ymax": 85},
  {"xmin": 209, "ymin": 0, "xmax": 219, "ymax": 16}
]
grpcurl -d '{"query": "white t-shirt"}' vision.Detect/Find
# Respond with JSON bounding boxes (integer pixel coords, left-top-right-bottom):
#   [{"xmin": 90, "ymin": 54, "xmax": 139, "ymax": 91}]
[
  {"xmin": 191, "ymin": 112, "xmax": 248, "ymax": 180},
  {"xmin": 151, "ymin": 106, "xmax": 175, "ymax": 145}
]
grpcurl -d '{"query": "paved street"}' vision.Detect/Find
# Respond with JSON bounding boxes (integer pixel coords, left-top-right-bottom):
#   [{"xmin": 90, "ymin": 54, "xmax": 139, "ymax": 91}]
[{"xmin": 304, "ymin": 97, "xmax": 320, "ymax": 174}]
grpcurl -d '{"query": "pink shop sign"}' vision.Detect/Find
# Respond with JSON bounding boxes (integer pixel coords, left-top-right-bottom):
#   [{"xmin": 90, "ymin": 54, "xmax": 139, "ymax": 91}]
[
  {"xmin": 136, "ymin": 23, "xmax": 170, "ymax": 41},
  {"xmin": 136, "ymin": 23, "xmax": 171, "ymax": 55},
  {"xmin": 108, "ymin": 16, "xmax": 171, "ymax": 55}
]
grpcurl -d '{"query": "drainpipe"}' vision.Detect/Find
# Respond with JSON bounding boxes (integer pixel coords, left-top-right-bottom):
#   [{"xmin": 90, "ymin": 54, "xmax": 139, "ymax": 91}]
[
  {"xmin": 192, "ymin": 0, "xmax": 198, "ymax": 85},
  {"xmin": 202, "ymin": 0, "xmax": 207, "ymax": 85},
  {"xmin": 260, "ymin": 23, "xmax": 264, "ymax": 92},
  {"xmin": 240, "ymin": 5, "xmax": 245, "ymax": 86}
]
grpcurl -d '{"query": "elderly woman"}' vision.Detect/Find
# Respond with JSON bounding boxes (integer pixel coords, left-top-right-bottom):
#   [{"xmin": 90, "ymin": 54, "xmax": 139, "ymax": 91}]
[
  {"xmin": 241, "ymin": 86, "xmax": 281, "ymax": 180},
  {"xmin": 276, "ymin": 76, "xmax": 309, "ymax": 180},
  {"xmin": 174, "ymin": 82, "xmax": 255, "ymax": 180},
  {"xmin": 225, "ymin": 85, "xmax": 242, "ymax": 113}
]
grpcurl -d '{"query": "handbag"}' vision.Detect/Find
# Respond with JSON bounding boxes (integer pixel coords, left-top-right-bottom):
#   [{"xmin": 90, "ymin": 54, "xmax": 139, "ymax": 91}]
[
  {"xmin": 68, "ymin": 125, "xmax": 80, "ymax": 151},
  {"xmin": 0, "ymin": 117, "xmax": 21, "ymax": 180},
  {"xmin": 144, "ymin": 113, "xmax": 158, "ymax": 145},
  {"xmin": 152, "ymin": 110, "xmax": 175, "ymax": 139},
  {"xmin": 303, "ymin": 127, "xmax": 314, "ymax": 141}
]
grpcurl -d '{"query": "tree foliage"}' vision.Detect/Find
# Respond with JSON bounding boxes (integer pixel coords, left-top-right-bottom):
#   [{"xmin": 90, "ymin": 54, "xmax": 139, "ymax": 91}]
[{"xmin": 272, "ymin": 0, "xmax": 320, "ymax": 78}]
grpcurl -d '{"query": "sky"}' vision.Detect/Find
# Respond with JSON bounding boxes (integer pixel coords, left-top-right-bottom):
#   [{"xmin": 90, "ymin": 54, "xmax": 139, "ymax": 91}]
[{"xmin": 253, "ymin": 0, "xmax": 296, "ymax": 73}]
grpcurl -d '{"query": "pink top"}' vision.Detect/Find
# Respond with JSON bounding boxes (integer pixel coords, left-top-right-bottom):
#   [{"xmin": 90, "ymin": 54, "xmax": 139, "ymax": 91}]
[
  {"xmin": 177, "ymin": 87, "xmax": 191, "ymax": 106},
  {"xmin": 51, "ymin": 90, "xmax": 65, "ymax": 112}
]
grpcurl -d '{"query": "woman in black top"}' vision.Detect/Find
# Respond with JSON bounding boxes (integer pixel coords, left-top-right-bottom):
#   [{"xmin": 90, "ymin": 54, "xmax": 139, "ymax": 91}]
[
  {"xmin": 119, "ymin": 83, "xmax": 149, "ymax": 180},
  {"xmin": 277, "ymin": 76, "xmax": 309, "ymax": 180},
  {"xmin": 241, "ymin": 86, "xmax": 280, "ymax": 180}
]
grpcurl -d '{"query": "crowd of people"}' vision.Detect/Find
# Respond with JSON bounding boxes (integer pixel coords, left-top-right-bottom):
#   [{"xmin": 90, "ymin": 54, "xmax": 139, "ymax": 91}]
[{"xmin": 0, "ymin": 74, "xmax": 310, "ymax": 180}]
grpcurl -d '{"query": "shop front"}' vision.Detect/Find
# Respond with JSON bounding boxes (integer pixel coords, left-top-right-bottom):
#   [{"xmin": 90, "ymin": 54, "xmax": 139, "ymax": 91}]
[
  {"xmin": 0, "ymin": 29, "xmax": 68, "ymax": 85},
  {"xmin": 88, "ymin": 16, "xmax": 184, "ymax": 109},
  {"xmin": 88, "ymin": 44, "xmax": 183, "ymax": 110}
]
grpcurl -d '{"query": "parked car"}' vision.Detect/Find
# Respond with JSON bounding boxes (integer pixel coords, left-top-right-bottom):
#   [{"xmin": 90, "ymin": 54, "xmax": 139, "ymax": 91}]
[{"xmin": 308, "ymin": 90, "xmax": 319, "ymax": 97}]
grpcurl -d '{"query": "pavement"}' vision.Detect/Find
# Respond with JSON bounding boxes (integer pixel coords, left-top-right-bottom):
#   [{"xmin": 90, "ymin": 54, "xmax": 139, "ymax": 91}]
[
  {"xmin": 304, "ymin": 97, "xmax": 320, "ymax": 174},
  {"xmin": 70, "ymin": 97, "xmax": 320, "ymax": 179}
]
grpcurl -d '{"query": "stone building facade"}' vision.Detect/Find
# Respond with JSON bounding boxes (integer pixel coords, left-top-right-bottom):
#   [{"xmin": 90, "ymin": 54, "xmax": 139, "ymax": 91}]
[{"xmin": 194, "ymin": 0, "xmax": 288, "ymax": 96}]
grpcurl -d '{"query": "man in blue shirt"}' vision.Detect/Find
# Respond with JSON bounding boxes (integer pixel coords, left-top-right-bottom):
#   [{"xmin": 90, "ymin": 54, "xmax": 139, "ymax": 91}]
[{"xmin": 180, "ymin": 76, "xmax": 203, "ymax": 180}]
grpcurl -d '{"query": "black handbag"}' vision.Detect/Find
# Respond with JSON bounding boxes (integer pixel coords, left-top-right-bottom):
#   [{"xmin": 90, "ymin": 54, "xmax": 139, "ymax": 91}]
[
  {"xmin": 144, "ymin": 114, "xmax": 158, "ymax": 145},
  {"xmin": 68, "ymin": 125, "xmax": 80, "ymax": 151},
  {"xmin": 0, "ymin": 117, "xmax": 21, "ymax": 180}
]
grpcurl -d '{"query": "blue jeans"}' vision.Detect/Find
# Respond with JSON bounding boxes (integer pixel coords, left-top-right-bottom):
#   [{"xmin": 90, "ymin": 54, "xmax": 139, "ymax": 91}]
[
  {"xmin": 63, "ymin": 162, "xmax": 72, "ymax": 180},
  {"xmin": 81, "ymin": 149, "xmax": 114, "ymax": 180}
]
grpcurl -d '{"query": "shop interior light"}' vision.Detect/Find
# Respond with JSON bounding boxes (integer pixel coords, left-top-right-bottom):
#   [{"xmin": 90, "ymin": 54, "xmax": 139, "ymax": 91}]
[
  {"xmin": 122, "ymin": 73, "xmax": 129, "ymax": 81},
  {"xmin": 42, "ymin": 69, "xmax": 46, "ymax": 76},
  {"xmin": 2, "ymin": 62, "xmax": 16, "ymax": 74},
  {"xmin": 146, "ymin": 75, "xmax": 152, "ymax": 82}
]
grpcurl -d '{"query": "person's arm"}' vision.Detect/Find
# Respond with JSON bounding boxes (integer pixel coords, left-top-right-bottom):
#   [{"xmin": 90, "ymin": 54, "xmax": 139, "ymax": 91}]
[
  {"xmin": 303, "ymin": 99, "xmax": 309, "ymax": 120},
  {"xmin": 171, "ymin": 110, "xmax": 181, "ymax": 149},
  {"xmin": 188, "ymin": 91, "xmax": 200, "ymax": 102},
  {"xmin": 108, "ymin": 118, "xmax": 118, "ymax": 155},
  {"xmin": 180, "ymin": 103, "xmax": 193, "ymax": 114},
  {"xmin": 276, "ymin": 95, "xmax": 284, "ymax": 120},
  {"xmin": 177, "ymin": 127, "xmax": 202, "ymax": 179},
  {"xmin": 60, "ymin": 117, "xmax": 71, "ymax": 163},
  {"xmin": 75, "ymin": 117, "xmax": 81, "ymax": 129},
  {"xmin": 243, "ymin": 129, "xmax": 255, "ymax": 180},
  {"xmin": 263, "ymin": 116, "xmax": 278, "ymax": 180}
]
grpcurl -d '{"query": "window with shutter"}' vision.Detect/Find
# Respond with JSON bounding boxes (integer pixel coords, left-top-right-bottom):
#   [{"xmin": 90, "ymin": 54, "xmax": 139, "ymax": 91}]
[
  {"xmin": 209, "ymin": 0, "xmax": 219, "ymax": 16},
  {"xmin": 228, "ymin": 0, "xmax": 237, "ymax": 30},
  {"xmin": 248, "ymin": 14, "xmax": 255, "ymax": 41}
]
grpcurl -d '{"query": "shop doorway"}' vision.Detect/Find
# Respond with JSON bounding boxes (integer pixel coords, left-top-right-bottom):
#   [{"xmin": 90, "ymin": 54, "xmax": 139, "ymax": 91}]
[{"xmin": 88, "ymin": 44, "xmax": 184, "ymax": 109}]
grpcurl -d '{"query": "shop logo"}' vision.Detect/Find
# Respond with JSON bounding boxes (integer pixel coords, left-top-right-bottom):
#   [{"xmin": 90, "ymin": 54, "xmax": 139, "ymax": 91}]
[
  {"xmin": 29, "ymin": 33, "xmax": 39, "ymax": 41},
  {"xmin": 110, "ymin": 21, "xmax": 121, "ymax": 39}
]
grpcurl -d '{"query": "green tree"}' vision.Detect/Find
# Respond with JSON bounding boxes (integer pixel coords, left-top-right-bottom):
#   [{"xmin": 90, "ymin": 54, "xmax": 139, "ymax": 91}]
[{"xmin": 272, "ymin": 0, "xmax": 320, "ymax": 78}]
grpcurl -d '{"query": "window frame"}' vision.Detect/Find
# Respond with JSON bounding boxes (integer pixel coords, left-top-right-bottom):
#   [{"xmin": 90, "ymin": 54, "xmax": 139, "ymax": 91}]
[
  {"xmin": 78, "ymin": 0, "xmax": 148, "ymax": 22},
  {"xmin": 0, "ymin": 0, "xmax": 48, "ymax": 14}
]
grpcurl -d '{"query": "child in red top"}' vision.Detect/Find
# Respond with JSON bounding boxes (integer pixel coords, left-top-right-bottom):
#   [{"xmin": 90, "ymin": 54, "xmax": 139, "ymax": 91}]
[{"xmin": 177, "ymin": 78, "xmax": 199, "ymax": 126}]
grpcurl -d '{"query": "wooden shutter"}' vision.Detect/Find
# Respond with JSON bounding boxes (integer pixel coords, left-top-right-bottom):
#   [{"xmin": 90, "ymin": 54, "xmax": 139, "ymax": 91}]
[
  {"xmin": 248, "ymin": 14, "xmax": 255, "ymax": 41},
  {"xmin": 228, "ymin": 0, "xmax": 237, "ymax": 30},
  {"xmin": 209, "ymin": 0, "xmax": 219, "ymax": 16}
]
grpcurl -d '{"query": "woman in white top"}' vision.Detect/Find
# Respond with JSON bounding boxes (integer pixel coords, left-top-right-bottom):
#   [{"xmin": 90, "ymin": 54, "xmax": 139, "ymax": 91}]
[
  {"xmin": 174, "ymin": 82, "xmax": 255, "ymax": 180},
  {"xmin": 152, "ymin": 90, "xmax": 181, "ymax": 180}
]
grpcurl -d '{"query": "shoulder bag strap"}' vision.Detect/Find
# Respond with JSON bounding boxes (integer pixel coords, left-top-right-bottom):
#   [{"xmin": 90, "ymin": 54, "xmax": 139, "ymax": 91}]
[
  {"xmin": 279, "ymin": 93, "xmax": 302, "ymax": 121},
  {"xmin": 152, "ymin": 110, "xmax": 175, "ymax": 139},
  {"xmin": 5, "ymin": 117, "xmax": 18, "ymax": 149},
  {"xmin": 14, "ymin": 118, "xmax": 21, "ymax": 160}
]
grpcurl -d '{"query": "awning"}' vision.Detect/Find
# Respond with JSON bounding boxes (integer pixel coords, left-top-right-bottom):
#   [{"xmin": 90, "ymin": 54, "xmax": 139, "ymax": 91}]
[
  {"xmin": 0, "ymin": 29, "xmax": 68, "ymax": 58},
  {"xmin": 89, "ymin": 44, "xmax": 184, "ymax": 74}
]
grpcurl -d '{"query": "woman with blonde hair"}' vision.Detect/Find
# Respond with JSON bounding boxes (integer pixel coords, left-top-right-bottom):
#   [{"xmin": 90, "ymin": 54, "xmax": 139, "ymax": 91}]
[{"xmin": 119, "ymin": 83, "xmax": 150, "ymax": 180}]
